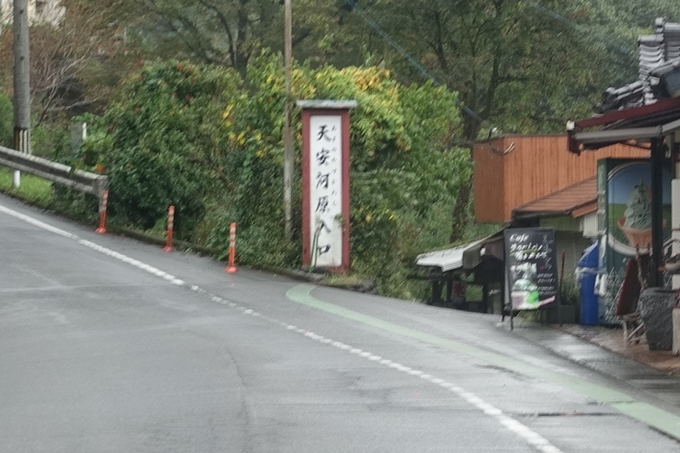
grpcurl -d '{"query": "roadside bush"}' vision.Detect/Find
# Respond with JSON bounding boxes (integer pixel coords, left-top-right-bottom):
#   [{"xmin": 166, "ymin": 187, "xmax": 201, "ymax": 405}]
[
  {"xmin": 80, "ymin": 54, "xmax": 470, "ymax": 300},
  {"xmin": 0, "ymin": 92, "xmax": 13, "ymax": 148},
  {"xmin": 80, "ymin": 61, "xmax": 240, "ymax": 238},
  {"xmin": 560, "ymin": 276, "xmax": 579, "ymax": 307},
  {"xmin": 209, "ymin": 52, "xmax": 471, "ymax": 298},
  {"xmin": 32, "ymin": 123, "xmax": 70, "ymax": 160},
  {"xmin": 51, "ymin": 187, "xmax": 99, "ymax": 224}
]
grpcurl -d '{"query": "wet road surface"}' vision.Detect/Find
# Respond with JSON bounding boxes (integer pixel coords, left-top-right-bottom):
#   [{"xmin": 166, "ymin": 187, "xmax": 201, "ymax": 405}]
[{"xmin": 2, "ymin": 194, "xmax": 680, "ymax": 452}]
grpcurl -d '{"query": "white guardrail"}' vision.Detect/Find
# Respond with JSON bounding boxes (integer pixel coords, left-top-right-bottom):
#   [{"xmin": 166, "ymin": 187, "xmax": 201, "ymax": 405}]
[{"xmin": 0, "ymin": 145, "xmax": 108, "ymax": 198}]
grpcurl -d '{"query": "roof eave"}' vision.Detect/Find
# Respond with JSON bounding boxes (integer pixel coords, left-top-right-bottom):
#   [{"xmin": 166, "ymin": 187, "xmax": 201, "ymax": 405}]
[
  {"xmin": 513, "ymin": 199, "xmax": 597, "ymax": 221},
  {"xmin": 576, "ymin": 97, "xmax": 680, "ymax": 130},
  {"xmin": 571, "ymin": 202, "xmax": 597, "ymax": 218},
  {"xmin": 512, "ymin": 210, "xmax": 570, "ymax": 220},
  {"xmin": 573, "ymin": 127, "xmax": 662, "ymax": 145},
  {"xmin": 568, "ymin": 109, "xmax": 680, "ymax": 153}
]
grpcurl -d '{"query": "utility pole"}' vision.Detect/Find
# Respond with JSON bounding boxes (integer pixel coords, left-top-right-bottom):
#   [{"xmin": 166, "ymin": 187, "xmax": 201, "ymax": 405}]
[
  {"xmin": 283, "ymin": 0, "xmax": 293, "ymax": 239},
  {"xmin": 13, "ymin": 0, "xmax": 30, "ymax": 188}
]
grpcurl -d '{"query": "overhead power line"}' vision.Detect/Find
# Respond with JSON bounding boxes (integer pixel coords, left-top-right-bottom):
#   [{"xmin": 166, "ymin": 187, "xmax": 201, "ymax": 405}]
[
  {"xmin": 526, "ymin": 1, "xmax": 636, "ymax": 57},
  {"xmin": 345, "ymin": 0, "xmax": 488, "ymax": 127},
  {"xmin": 344, "ymin": 0, "xmax": 637, "ymax": 132}
]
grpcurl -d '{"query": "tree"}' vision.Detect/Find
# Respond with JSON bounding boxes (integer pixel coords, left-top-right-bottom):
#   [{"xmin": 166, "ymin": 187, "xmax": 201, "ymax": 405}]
[
  {"xmin": 97, "ymin": 0, "xmax": 371, "ymax": 75},
  {"xmin": 80, "ymin": 55, "xmax": 470, "ymax": 297},
  {"xmin": 307, "ymin": 0, "xmax": 643, "ymax": 240},
  {"xmin": 91, "ymin": 61, "xmax": 240, "ymax": 234},
  {"xmin": 104, "ymin": 0, "xmax": 288, "ymax": 76},
  {"xmin": 0, "ymin": 0, "xmax": 134, "ymax": 125}
]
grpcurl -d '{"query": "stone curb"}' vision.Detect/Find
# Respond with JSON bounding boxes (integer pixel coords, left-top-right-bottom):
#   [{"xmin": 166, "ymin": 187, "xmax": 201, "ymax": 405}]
[
  {"xmin": 107, "ymin": 226, "xmax": 377, "ymax": 293},
  {"xmin": 0, "ymin": 186, "xmax": 378, "ymax": 295},
  {"xmin": 260, "ymin": 265, "xmax": 325, "ymax": 283},
  {"xmin": 107, "ymin": 225, "xmax": 216, "ymax": 256}
]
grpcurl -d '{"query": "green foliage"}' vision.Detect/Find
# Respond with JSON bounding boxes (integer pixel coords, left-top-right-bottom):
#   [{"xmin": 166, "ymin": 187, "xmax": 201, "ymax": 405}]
[
  {"xmin": 0, "ymin": 92, "xmax": 13, "ymax": 148},
  {"xmin": 81, "ymin": 60, "xmax": 240, "ymax": 237},
  {"xmin": 211, "ymin": 52, "xmax": 471, "ymax": 298},
  {"xmin": 560, "ymin": 276, "xmax": 580, "ymax": 307},
  {"xmin": 50, "ymin": 184, "xmax": 100, "ymax": 224},
  {"xmin": 32, "ymin": 123, "xmax": 70, "ymax": 160},
  {"xmin": 349, "ymin": 168, "xmax": 459, "ymax": 299},
  {"xmin": 0, "ymin": 167, "xmax": 54, "ymax": 207},
  {"xmin": 81, "ymin": 54, "xmax": 471, "ymax": 299},
  {"xmin": 76, "ymin": 113, "xmax": 113, "ymax": 168},
  {"xmin": 94, "ymin": 0, "xmax": 680, "ymax": 141},
  {"xmin": 110, "ymin": 0, "xmax": 286, "ymax": 75}
]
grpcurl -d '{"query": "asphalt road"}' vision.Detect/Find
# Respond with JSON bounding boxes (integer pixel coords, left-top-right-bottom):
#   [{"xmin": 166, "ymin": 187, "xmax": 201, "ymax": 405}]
[{"xmin": 3, "ymin": 193, "xmax": 680, "ymax": 452}]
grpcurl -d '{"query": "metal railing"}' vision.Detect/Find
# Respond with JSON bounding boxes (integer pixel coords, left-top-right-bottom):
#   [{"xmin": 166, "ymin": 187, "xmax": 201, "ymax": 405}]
[{"xmin": 0, "ymin": 145, "xmax": 108, "ymax": 198}]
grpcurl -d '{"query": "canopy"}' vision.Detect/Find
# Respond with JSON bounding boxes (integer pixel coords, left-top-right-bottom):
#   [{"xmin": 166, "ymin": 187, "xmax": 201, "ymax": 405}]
[
  {"xmin": 416, "ymin": 232, "xmax": 504, "ymax": 274},
  {"xmin": 415, "ymin": 238, "xmax": 486, "ymax": 273}
]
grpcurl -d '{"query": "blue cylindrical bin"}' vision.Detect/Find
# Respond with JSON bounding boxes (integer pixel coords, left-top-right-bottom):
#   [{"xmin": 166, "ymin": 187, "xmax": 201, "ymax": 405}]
[{"xmin": 577, "ymin": 242, "xmax": 599, "ymax": 326}]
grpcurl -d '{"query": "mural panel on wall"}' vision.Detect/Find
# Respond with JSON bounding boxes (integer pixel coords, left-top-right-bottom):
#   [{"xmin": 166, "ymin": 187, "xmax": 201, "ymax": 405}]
[{"xmin": 598, "ymin": 159, "xmax": 672, "ymax": 324}]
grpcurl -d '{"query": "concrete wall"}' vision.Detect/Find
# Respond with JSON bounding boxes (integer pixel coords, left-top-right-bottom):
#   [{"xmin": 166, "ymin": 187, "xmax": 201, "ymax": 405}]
[{"xmin": 554, "ymin": 231, "xmax": 595, "ymax": 281}]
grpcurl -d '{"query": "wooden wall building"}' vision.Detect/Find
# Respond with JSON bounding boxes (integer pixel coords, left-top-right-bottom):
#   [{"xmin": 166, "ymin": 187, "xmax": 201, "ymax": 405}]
[{"xmin": 473, "ymin": 135, "xmax": 650, "ymax": 224}]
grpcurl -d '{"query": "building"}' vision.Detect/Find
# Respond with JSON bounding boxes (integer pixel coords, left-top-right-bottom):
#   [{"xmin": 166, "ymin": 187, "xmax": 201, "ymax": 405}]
[
  {"xmin": 415, "ymin": 135, "xmax": 648, "ymax": 316},
  {"xmin": 568, "ymin": 18, "xmax": 680, "ymax": 329},
  {"xmin": 0, "ymin": 0, "xmax": 64, "ymax": 26},
  {"xmin": 417, "ymin": 18, "xmax": 680, "ymax": 324},
  {"xmin": 473, "ymin": 135, "xmax": 648, "ymax": 274}
]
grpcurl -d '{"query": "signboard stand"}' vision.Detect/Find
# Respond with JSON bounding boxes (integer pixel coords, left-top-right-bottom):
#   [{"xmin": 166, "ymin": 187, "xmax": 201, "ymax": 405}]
[
  {"xmin": 504, "ymin": 228, "xmax": 559, "ymax": 330},
  {"xmin": 298, "ymin": 100, "xmax": 357, "ymax": 274}
]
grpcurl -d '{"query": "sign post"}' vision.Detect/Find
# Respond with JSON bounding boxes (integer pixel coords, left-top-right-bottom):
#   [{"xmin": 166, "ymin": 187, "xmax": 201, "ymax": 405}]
[{"xmin": 298, "ymin": 100, "xmax": 357, "ymax": 273}]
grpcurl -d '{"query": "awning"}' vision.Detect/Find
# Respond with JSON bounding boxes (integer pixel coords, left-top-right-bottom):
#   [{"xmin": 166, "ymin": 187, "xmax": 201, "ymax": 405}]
[
  {"xmin": 566, "ymin": 97, "xmax": 672, "ymax": 288},
  {"xmin": 415, "ymin": 238, "xmax": 487, "ymax": 273},
  {"xmin": 463, "ymin": 232, "xmax": 504, "ymax": 270},
  {"xmin": 416, "ymin": 232, "xmax": 504, "ymax": 273},
  {"xmin": 567, "ymin": 97, "xmax": 680, "ymax": 153}
]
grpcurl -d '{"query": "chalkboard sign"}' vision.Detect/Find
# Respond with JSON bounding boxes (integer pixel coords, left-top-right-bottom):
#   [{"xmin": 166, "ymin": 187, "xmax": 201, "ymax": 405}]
[{"xmin": 504, "ymin": 228, "xmax": 558, "ymax": 310}]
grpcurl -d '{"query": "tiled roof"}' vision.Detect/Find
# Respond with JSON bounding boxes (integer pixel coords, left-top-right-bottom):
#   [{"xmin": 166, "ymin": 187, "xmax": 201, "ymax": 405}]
[
  {"xmin": 598, "ymin": 18, "xmax": 680, "ymax": 113},
  {"xmin": 513, "ymin": 176, "xmax": 597, "ymax": 218}
]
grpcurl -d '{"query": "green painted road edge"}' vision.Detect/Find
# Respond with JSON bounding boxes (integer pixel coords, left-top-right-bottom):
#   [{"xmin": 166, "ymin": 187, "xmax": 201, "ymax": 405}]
[{"xmin": 287, "ymin": 283, "xmax": 680, "ymax": 439}]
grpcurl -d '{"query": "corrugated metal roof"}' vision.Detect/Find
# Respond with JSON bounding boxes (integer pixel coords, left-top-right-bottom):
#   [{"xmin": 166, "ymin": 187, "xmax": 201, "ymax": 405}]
[
  {"xmin": 415, "ymin": 238, "xmax": 486, "ymax": 273},
  {"xmin": 514, "ymin": 177, "xmax": 597, "ymax": 218}
]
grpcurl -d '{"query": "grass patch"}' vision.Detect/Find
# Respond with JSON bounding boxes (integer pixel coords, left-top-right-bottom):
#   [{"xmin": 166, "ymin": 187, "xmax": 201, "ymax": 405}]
[
  {"xmin": 323, "ymin": 274, "xmax": 366, "ymax": 287},
  {"xmin": 0, "ymin": 167, "xmax": 54, "ymax": 207},
  {"xmin": 322, "ymin": 273, "xmax": 377, "ymax": 293}
]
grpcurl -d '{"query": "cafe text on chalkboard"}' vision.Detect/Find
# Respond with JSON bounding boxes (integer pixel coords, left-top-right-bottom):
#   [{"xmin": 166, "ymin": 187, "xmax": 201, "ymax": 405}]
[{"xmin": 504, "ymin": 228, "xmax": 558, "ymax": 311}]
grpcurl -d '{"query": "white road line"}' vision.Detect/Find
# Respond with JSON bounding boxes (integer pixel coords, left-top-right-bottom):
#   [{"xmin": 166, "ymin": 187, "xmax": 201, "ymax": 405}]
[
  {"xmin": 0, "ymin": 205, "xmax": 186, "ymax": 286},
  {"xmin": 277, "ymin": 313, "xmax": 564, "ymax": 453},
  {"xmin": 0, "ymin": 203, "xmax": 564, "ymax": 453}
]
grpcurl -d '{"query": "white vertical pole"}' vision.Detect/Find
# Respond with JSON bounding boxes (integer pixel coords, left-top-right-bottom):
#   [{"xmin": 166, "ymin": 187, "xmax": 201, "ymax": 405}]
[
  {"xmin": 13, "ymin": 0, "xmax": 31, "ymax": 188},
  {"xmin": 672, "ymin": 133, "xmax": 680, "ymax": 288},
  {"xmin": 283, "ymin": 0, "xmax": 293, "ymax": 239}
]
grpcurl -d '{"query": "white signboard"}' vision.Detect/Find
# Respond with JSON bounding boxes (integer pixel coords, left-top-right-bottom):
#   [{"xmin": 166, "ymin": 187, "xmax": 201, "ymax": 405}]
[{"xmin": 309, "ymin": 115, "xmax": 343, "ymax": 267}]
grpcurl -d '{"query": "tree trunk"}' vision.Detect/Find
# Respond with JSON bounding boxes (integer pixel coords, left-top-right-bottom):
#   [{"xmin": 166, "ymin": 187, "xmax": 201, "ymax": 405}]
[{"xmin": 449, "ymin": 95, "xmax": 483, "ymax": 242}]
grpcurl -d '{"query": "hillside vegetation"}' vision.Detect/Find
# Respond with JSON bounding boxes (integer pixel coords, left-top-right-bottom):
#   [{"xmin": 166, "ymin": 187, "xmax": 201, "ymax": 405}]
[{"xmin": 1, "ymin": 0, "xmax": 679, "ymax": 298}]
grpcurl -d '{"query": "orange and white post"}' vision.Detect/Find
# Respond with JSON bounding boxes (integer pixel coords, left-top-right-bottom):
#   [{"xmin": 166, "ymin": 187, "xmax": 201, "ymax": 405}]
[
  {"xmin": 95, "ymin": 189, "xmax": 108, "ymax": 234},
  {"xmin": 225, "ymin": 222, "xmax": 238, "ymax": 273},
  {"xmin": 163, "ymin": 205, "xmax": 175, "ymax": 252}
]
